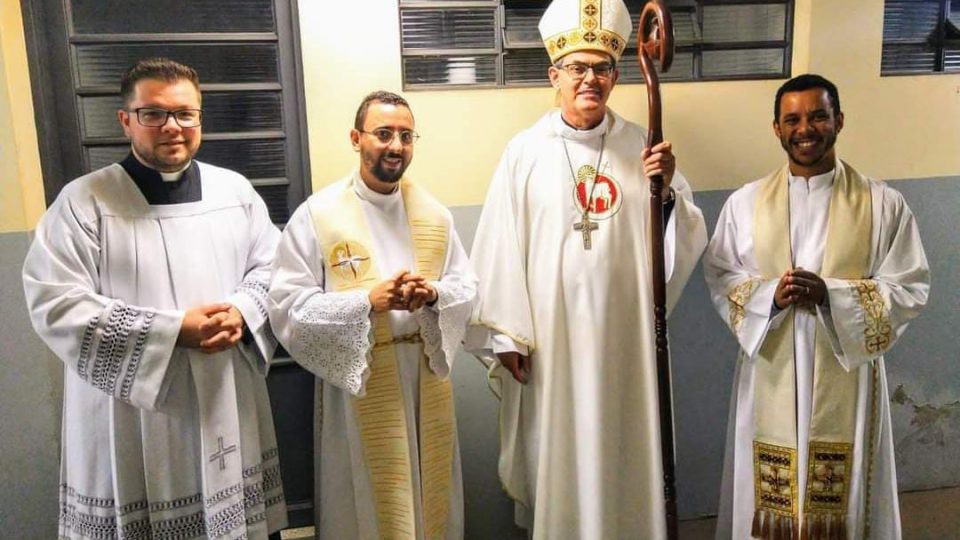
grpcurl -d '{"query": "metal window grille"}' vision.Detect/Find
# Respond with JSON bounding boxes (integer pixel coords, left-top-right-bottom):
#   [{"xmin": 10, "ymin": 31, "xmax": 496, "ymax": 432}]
[
  {"xmin": 881, "ymin": 0, "xmax": 960, "ymax": 74},
  {"xmin": 399, "ymin": 0, "xmax": 794, "ymax": 89}
]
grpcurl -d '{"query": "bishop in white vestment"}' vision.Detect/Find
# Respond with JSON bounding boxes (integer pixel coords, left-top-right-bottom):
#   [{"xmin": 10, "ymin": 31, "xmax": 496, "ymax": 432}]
[
  {"xmin": 468, "ymin": 1, "xmax": 707, "ymax": 538},
  {"xmin": 268, "ymin": 92, "xmax": 477, "ymax": 539},
  {"xmin": 23, "ymin": 59, "xmax": 287, "ymax": 539},
  {"xmin": 704, "ymin": 75, "xmax": 929, "ymax": 540}
]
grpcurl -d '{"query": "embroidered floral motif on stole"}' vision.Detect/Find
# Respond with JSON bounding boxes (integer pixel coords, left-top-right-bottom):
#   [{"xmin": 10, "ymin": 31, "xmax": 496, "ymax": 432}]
[
  {"xmin": 754, "ymin": 442, "xmax": 798, "ymax": 516},
  {"xmin": 803, "ymin": 441, "xmax": 853, "ymax": 539},
  {"xmin": 727, "ymin": 278, "xmax": 760, "ymax": 334},
  {"xmin": 852, "ymin": 280, "xmax": 892, "ymax": 354},
  {"xmin": 804, "ymin": 442, "xmax": 852, "ymax": 512},
  {"xmin": 753, "ymin": 442, "xmax": 799, "ymax": 539}
]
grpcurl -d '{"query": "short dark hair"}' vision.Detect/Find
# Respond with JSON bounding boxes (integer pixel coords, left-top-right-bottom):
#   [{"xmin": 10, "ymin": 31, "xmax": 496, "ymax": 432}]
[
  {"xmin": 774, "ymin": 74, "xmax": 841, "ymax": 122},
  {"xmin": 120, "ymin": 58, "xmax": 200, "ymax": 106},
  {"xmin": 354, "ymin": 91, "xmax": 411, "ymax": 130}
]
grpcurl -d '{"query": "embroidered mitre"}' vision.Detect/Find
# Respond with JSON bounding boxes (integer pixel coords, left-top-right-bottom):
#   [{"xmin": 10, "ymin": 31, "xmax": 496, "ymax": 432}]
[{"xmin": 539, "ymin": 0, "xmax": 633, "ymax": 64}]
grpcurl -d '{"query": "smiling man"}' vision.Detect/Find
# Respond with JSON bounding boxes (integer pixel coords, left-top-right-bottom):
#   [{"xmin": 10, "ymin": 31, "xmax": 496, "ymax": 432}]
[
  {"xmin": 269, "ymin": 91, "xmax": 477, "ymax": 539},
  {"xmin": 704, "ymin": 74, "xmax": 930, "ymax": 539},
  {"xmin": 22, "ymin": 58, "xmax": 287, "ymax": 538},
  {"xmin": 467, "ymin": 0, "xmax": 707, "ymax": 538}
]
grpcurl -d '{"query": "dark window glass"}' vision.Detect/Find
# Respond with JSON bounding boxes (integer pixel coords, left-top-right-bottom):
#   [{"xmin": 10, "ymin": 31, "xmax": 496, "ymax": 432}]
[
  {"xmin": 76, "ymin": 44, "xmax": 279, "ymax": 87},
  {"xmin": 617, "ymin": 50, "xmax": 694, "ymax": 83},
  {"xmin": 882, "ymin": 0, "xmax": 957, "ymax": 75},
  {"xmin": 701, "ymin": 49, "xmax": 784, "ymax": 78},
  {"xmin": 882, "ymin": 43, "xmax": 938, "ymax": 73},
  {"xmin": 401, "ymin": 9, "xmax": 498, "ymax": 50},
  {"xmin": 400, "ymin": 0, "xmax": 794, "ymax": 89},
  {"xmin": 403, "ymin": 56, "xmax": 498, "ymax": 86},
  {"xmin": 255, "ymin": 183, "xmax": 292, "ymax": 223},
  {"xmin": 71, "ymin": 0, "xmax": 275, "ymax": 34},
  {"xmin": 945, "ymin": 45, "xmax": 960, "ymax": 71},
  {"xmin": 701, "ymin": 5, "xmax": 787, "ymax": 43},
  {"xmin": 504, "ymin": 49, "xmax": 551, "ymax": 84}
]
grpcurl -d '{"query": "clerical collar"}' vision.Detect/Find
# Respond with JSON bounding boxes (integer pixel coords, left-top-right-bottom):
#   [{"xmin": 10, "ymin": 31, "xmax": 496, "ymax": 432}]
[
  {"xmin": 788, "ymin": 167, "xmax": 835, "ymax": 193},
  {"xmin": 160, "ymin": 164, "xmax": 190, "ymax": 182},
  {"xmin": 120, "ymin": 153, "xmax": 202, "ymax": 205},
  {"xmin": 353, "ymin": 170, "xmax": 402, "ymax": 207},
  {"xmin": 552, "ymin": 110, "xmax": 611, "ymax": 142}
]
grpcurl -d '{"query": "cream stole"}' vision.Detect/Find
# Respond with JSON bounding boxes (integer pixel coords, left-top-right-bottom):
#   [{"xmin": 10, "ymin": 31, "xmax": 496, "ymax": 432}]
[
  {"xmin": 309, "ymin": 177, "xmax": 455, "ymax": 539},
  {"xmin": 750, "ymin": 161, "xmax": 872, "ymax": 540}
]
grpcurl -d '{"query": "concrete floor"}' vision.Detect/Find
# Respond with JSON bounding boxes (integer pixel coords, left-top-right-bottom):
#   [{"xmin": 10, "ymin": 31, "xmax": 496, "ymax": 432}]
[{"xmin": 678, "ymin": 486, "xmax": 960, "ymax": 540}]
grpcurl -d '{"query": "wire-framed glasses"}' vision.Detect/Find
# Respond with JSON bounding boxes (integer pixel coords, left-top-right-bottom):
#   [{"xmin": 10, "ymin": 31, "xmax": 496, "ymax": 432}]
[
  {"xmin": 358, "ymin": 128, "xmax": 420, "ymax": 146},
  {"xmin": 558, "ymin": 62, "xmax": 616, "ymax": 80}
]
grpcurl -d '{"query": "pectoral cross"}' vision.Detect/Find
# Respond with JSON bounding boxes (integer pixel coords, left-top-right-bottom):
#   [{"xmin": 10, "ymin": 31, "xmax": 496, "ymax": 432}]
[{"xmin": 573, "ymin": 213, "xmax": 599, "ymax": 250}]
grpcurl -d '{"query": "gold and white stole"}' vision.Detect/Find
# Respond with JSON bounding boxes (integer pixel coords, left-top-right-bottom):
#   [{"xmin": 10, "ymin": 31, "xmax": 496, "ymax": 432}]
[
  {"xmin": 750, "ymin": 160, "xmax": 872, "ymax": 540},
  {"xmin": 309, "ymin": 177, "xmax": 455, "ymax": 539}
]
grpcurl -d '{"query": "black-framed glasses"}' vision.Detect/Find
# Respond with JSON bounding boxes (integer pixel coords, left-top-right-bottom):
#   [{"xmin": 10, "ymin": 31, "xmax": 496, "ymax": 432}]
[
  {"xmin": 558, "ymin": 62, "xmax": 616, "ymax": 80},
  {"xmin": 359, "ymin": 128, "xmax": 420, "ymax": 146},
  {"xmin": 129, "ymin": 107, "xmax": 203, "ymax": 128}
]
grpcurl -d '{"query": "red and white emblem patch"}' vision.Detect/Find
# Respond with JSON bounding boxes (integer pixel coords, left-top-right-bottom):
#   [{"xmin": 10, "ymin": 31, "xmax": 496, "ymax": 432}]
[{"xmin": 572, "ymin": 164, "xmax": 622, "ymax": 220}]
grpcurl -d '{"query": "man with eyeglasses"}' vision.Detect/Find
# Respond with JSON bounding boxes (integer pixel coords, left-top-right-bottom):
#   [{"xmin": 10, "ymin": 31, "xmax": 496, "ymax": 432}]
[
  {"xmin": 269, "ymin": 91, "xmax": 477, "ymax": 539},
  {"xmin": 23, "ymin": 57, "xmax": 287, "ymax": 539},
  {"xmin": 468, "ymin": 0, "xmax": 707, "ymax": 538}
]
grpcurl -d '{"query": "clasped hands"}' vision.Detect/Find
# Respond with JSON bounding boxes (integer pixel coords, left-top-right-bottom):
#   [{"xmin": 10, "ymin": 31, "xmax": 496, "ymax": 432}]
[
  {"xmin": 774, "ymin": 267, "xmax": 827, "ymax": 310},
  {"xmin": 177, "ymin": 303, "xmax": 245, "ymax": 354},
  {"xmin": 368, "ymin": 270, "xmax": 438, "ymax": 313}
]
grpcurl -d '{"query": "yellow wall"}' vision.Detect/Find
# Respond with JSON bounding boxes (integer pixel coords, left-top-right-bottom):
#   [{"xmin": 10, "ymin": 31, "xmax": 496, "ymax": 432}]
[
  {"xmin": 299, "ymin": 0, "xmax": 959, "ymax": 206},
  {"xmin": 806, "ymin": 0, "xmax": 960, "ymax": 180},
  {"xmin": 1, "ymin": 0, "xmax": 957, "ymax": 222},
  {"xmin": 0, "ymin": 0, "xmax": 43, "ymax": 233}
]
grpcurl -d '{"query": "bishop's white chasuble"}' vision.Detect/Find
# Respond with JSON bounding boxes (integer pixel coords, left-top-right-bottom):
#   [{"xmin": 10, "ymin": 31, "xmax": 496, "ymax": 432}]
[{"xmin": 469, "ymin": 110, "xmax": 708, "ymax": 539}]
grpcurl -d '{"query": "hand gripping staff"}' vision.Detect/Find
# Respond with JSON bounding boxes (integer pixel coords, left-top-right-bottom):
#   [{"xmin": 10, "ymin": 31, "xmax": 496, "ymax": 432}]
[{"xmin": 638, "ymin": 2, "xmax": 679, "ymax": 538}]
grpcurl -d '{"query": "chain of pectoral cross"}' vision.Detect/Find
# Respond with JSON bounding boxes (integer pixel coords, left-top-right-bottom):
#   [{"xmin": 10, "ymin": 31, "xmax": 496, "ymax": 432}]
[{"xmin": 562, "ymin": 133, "xmax": 606, "ymax": 250}]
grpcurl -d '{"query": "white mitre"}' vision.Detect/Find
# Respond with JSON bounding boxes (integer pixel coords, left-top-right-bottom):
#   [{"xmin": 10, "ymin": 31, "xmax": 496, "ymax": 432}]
[{"xmin": 538, "ymin": 0, "xmax": 633, "ymax": 64}]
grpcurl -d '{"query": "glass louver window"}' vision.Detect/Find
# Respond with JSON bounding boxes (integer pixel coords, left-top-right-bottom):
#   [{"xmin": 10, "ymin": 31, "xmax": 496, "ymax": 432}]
[
  {"xmin": 882, "ymin": 0, "xmax": 960, "ymax": 75},
  {"xmin": 400, "ymin": 0, "xmax": 794, "ymax": 89}
]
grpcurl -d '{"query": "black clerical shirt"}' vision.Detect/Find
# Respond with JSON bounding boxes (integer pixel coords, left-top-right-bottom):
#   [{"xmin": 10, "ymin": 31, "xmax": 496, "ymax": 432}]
[{"xmin": 120, "ymin": 153, "xmax": 201, "ymax": 205}]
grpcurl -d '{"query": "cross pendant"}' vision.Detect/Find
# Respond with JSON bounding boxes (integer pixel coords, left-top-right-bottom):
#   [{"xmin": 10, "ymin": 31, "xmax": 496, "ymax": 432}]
[{"xmin": 573, "ymin": 214, "xmax": 599, "ymax": 250}]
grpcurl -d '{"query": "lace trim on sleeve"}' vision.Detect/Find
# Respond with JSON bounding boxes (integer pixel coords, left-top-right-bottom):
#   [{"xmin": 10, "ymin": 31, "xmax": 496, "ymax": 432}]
[
  {"xmin": 415, "ymin": 281, "xmax": 475, "ymax": 378},
  {"xmin": 236, "ymin": 279, "xmax": 269, "ymax": 320},
  {"xmin": 291, "ymin": 290, "xmax": 372, "ymax": 395},
  {"xmin": 80, "ymin": 301, "xmax": 156, "ymax": 402}
]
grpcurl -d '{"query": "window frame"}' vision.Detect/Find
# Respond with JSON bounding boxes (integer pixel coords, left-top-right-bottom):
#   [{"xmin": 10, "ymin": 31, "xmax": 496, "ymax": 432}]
[
  {"xmin": 20, "ymin": 0, "xmax": 312, "ymax": 226},
  {"xmin": 398, "ymin": 0, "xmax": 796, "ymax": 90},
  {"xmin": 881, "ymin": 0, "xmax": 960, "ymax": 76}
]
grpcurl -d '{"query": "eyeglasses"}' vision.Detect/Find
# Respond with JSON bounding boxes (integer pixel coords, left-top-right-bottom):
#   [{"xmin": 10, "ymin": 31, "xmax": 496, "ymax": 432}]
[
  {"xmin": 129, "ymin": 107, "xmax": 203, "ymax": 128},
  {"xmin": 359, "ymin": 128, "xmax": 420, "ymax": 146},
  {"xmin": 558, "ymin": 62, "xmax": 616, "ymax": 80}
]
